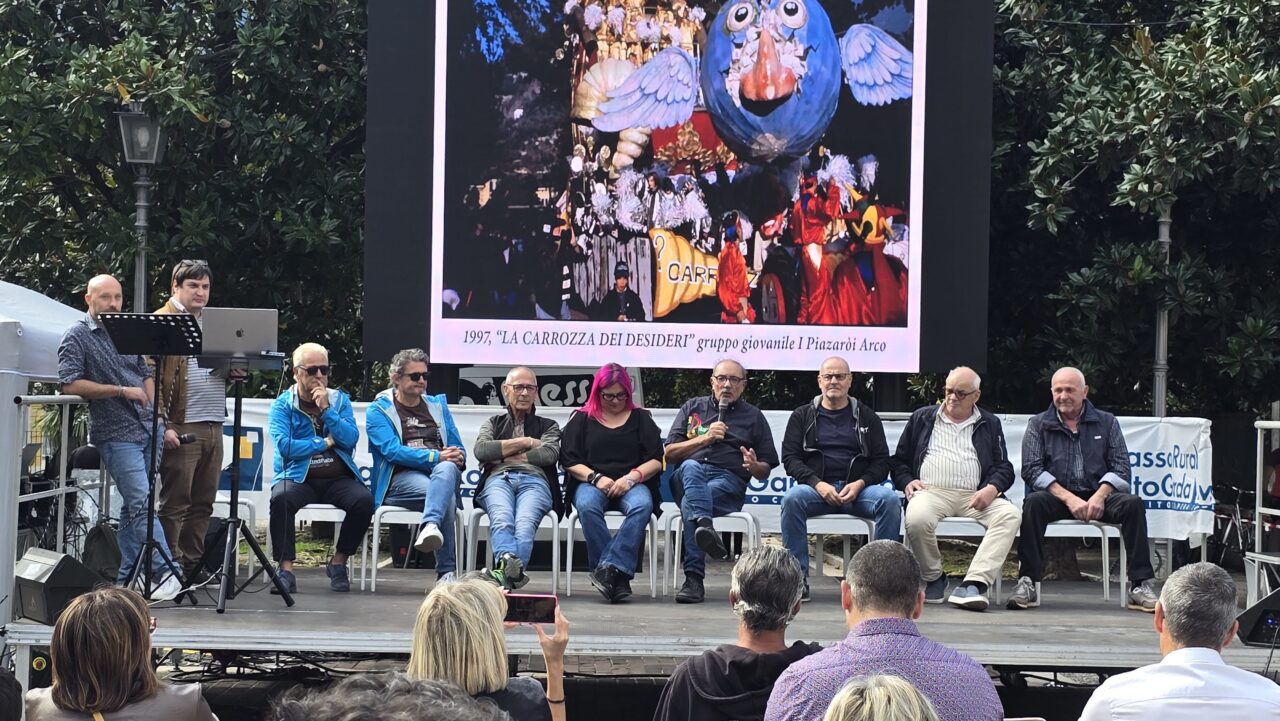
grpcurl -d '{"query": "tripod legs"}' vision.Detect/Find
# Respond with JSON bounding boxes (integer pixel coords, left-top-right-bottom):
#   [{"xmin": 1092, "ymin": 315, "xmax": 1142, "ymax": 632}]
[{"xmin": 214, "ymin": 517, "xmax": 295, "ymax": 612}]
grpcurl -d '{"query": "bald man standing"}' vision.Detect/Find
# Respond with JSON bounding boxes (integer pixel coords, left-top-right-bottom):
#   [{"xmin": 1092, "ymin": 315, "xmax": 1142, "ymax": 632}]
[
  {"xmin": 57, "ymin": 275, "xmax": 182, "ymax": 600},
  {"xmin": 1008, "ymin": 367, "xmax": 1156, "ymax": 612}
]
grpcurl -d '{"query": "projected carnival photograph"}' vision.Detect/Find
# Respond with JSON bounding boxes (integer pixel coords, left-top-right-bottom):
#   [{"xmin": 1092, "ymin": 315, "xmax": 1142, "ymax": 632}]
[{"xmin": 434, "ymin": 0, "xmax": 922, "ymax": 367}]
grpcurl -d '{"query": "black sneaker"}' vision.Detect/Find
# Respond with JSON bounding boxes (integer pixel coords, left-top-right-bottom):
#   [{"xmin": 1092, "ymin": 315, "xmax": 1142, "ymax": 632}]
[
  {"xmin": 693, "ymin": 519, "xmax": 729, "ymax": 560},
  {"xmin": 924, "ymin": 574, "xmax": 947, "ymax": 603},
  {"xmin": 589, "ymin": 566, "xmax": 617, "ymax": 603},
  {"xmin": 270, "ymin": 568, "xmax": 297, "ymax": 595},
  {"xmin": 676, "ymin": 574, "xmax": 705, "ymax": 604},
  {"xmin": 801, "ymin": 581, "xmax": 811, "ymax": 603},
  {"xmin": 612, "ymin": 574, "xmax": 633, "ymax": 603},
  {"xmin": 325, "ymin": 563, "xmax": 350, "ymax": 593}
]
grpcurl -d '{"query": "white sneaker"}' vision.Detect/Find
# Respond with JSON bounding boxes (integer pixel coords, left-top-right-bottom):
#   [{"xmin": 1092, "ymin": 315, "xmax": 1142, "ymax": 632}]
[
  {"xmin": 414, "ymin": 522, "xmax": 444, "ymax": 553},
  {"xmin": 148, "ymin": 572, "xmax": 184, "ymax": 602}
]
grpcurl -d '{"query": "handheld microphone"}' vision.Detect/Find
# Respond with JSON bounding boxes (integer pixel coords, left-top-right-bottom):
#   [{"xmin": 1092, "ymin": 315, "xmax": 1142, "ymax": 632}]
[
  {"xmin": 177, "ymin": 433, "xmax": 197, "ymax": 445},
  {"xmin": 718, "ymin": 395, "xmax": 730, "ymax": 423}
]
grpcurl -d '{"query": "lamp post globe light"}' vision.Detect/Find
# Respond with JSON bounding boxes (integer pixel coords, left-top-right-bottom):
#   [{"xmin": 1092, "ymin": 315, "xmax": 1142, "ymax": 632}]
[{"xmin": 116, "ymin": 99, "xmax": 166, "ymax": 312}]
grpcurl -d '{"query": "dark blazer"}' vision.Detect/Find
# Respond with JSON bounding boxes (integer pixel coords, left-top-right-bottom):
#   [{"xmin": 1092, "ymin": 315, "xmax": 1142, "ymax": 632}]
[
  {"xmin": 781, "ymin": 397, "xmax": 890, "ymax": 487},
  {"xmin": 889, "ymin": 405, "xmax": 1015, "ymax": 493}
]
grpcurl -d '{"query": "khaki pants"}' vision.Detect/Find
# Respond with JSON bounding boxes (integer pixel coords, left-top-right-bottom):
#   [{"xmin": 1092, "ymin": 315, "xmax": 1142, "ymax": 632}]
[
  {"xmin": 158, "ymin": 420, "xmax": 223, "ymax": 570},
  {"xmin": 904, "ymin": 486, "xmax": 1020, "ymax": 589}
]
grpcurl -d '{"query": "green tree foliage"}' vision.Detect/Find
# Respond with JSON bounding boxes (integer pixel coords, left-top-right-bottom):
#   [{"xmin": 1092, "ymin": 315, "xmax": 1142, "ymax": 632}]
[
  {"xmin": 0, "ymin": 0, "xmax": 366, "ymax": 393},
  {"xmin": 986, "ymin": 0, "xmax": 1280, "ymax": 414}
]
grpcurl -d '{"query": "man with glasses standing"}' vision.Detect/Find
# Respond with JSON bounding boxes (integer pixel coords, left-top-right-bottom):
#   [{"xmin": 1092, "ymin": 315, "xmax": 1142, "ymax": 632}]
[
  {"xmin": 665, "ymin": 359, "xmax": 779, "ymax": 603},
  {"xmin": 472, "ymin": 367, "xmax": 563, "ymax": 589},
  {"xmin": 267, "ymin": 343, "xmax": 373, "ymax": 593},
  {"xmin": 780, "ymin": 356, "xmax": 899, "ymax": 602},
  {"xmin": 889, "ymin": 366, "xmax": 1019, "ymax": 611},
  {"xmin": 367, "ymin": 348, "xmax": 465, "ymax": 583},
  {"xmin": 153, "ymin": 259, "xmax": 239, "ymax": 579}
]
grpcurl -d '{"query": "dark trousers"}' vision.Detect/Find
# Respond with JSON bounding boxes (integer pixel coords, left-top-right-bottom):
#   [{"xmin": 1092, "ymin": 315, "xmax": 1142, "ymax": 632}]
[
  {"xmin": 269, "ymin": 476, "xmax": 374, "ymax": 562},
  {"xmin": 1016, "ymin": 489, "xmax": 1155, "ymax": 583}
]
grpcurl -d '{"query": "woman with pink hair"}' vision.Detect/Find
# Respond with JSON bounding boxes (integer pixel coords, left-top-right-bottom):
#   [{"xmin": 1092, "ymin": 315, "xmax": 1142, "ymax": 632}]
[{"xmin": 560, "ymin": 363, "xmax": 663, "ymax": 602}]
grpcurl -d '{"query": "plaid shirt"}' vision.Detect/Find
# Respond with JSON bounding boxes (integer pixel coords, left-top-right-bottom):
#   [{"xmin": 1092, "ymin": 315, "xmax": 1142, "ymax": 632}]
[
  {"xmin": 1022, "ymin": 401, "xmax": 1131, "ymax": 494},
  {"xmin": 765, "ymin": 617, "xmax": 1002, "ymax": 721},
  {"xmin": 58, "ymin": 313, "xmax": 154, "ymax": 445}
]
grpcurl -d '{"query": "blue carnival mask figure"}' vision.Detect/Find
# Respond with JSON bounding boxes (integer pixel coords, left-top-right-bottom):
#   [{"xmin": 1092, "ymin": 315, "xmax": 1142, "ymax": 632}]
[{"xmin": 593, "ymin": 0, "xmax": 912, "ymax": 166}]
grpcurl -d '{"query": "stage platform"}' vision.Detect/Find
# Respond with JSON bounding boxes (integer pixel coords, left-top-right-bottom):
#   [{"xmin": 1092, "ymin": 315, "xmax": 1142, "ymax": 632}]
[{"xmin": 6, "ymin": 565, "xmax": 1274, "ymax": 687}]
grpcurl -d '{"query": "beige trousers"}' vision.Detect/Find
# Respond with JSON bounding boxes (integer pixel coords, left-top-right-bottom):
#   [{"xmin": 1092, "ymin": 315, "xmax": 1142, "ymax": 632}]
[
  {"xmin": 158, "ymin": 420, "xmax": 223, "ymax": 570},
  {"xmin": 904, "ymin": 486, "xmax": 1020, "ymax": 588}
]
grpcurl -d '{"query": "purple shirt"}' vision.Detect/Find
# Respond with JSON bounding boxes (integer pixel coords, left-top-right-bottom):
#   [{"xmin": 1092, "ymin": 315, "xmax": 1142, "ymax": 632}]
[{"xmin": 764, "ymin": 617, "xmax": 1002, "ymax": 721}]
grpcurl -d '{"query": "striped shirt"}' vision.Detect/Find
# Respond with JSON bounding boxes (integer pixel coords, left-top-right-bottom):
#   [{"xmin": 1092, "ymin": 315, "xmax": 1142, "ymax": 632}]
[
  {"xmin": 919, "ymin": 408, "xmax": 982, "ymax": 491},
  {"xmin": 183, "ymin": 355, "xmax": 226, "ymax": 423}
]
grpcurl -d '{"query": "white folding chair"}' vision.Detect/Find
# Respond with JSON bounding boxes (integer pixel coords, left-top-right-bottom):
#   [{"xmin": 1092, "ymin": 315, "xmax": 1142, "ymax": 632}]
[
  {"xmin": 363, "ymin": 505, "xmax": 467, "ymax": 591},
  {"xmin": 291, "ymin": 504, "xmax": 368, "ymax": 577},
  {"xmin": 807, "ymin": 513, "xmax": 877, "ymax": 578},
  {"xmin": 564, "ymin": 509, "xmax": 659, "ymax": 598},
  {"xmin": 662, "ymin": 509, "xmax": 761, "ymax": 596},
  {"xmin": 1046, "ymin": 519, "xmax": 1126, "ymax": 606},
  {"xmin": 910, "ymin": 517, "xmax": 1006, "ymax": 602},
  {"xmin": 464, "ymin": 507, "xmax": 562, "ymax": 592}
]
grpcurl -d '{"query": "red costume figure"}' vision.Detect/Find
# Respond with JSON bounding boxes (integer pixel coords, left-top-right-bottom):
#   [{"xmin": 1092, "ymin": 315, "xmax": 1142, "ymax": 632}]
[
  {"xmin": 791, "ymin": 177, "xmax": 842, "ymax": 324},
  {"xmin": 717, "ymin": 215, "xmax": 755, "ymax": 323},
  {"xmin": 832, "ymin": 198, "xmax": 906, "ymax": 326}
]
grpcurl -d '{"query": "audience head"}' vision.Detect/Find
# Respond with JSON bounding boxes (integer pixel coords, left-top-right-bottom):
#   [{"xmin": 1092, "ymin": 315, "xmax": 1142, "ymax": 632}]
[
  {"xmin": 710, "ymin": 358, "xmax": 748, "ymax": 403},
  {"xmin": 822, "ymin": 674, "xmax": 941, "ymax": 721},
  {"xmin": 729, "ymin": 546, "xmax": 804, "ymax": 634},
  {"xmin": 842, "ymin": 541, "xmax": 925, "ymax": 622},
  {"xmin": 269, "ymin": 672, "xmax": 510, "ymax": 721},
  {"xmin": 407, "ymin": 579, "xmax": 509, "ymax": 695},
  {"xmin": 582, "ymin": 362, "xmax": 637, "ymax": 421},
  {"xmin": 1156, "ymin": 562, "xmax": 1239, "ymax": 653},
  {"xmin": 0, "ymin": 667, "xmax": 22, "ymax": 721},
  {"xmin": 49, "ymin": 586, "xmax": 159, "ymax": 713}
]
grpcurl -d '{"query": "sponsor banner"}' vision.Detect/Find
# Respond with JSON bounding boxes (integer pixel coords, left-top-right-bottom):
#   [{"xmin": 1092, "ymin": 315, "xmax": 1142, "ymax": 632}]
[{"xmin": 221, "ymin": 402, "xmax": 1212, "ymax": 540}]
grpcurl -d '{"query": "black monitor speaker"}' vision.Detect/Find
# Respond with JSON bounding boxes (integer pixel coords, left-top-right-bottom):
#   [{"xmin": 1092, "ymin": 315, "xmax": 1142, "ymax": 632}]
[
  {"xmin": 1237, "ymin": 587, "xmax": 1280, "ymax": 648},
  {"xmin": 14, "ymin": 548, "xmax": 101, "ymax": 625}
]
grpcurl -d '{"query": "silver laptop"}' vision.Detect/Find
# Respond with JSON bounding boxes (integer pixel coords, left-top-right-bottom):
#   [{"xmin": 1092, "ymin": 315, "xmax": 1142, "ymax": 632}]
[{"xmin": 199, "ymin": 307, "xmax": 279, "ymax": 356}]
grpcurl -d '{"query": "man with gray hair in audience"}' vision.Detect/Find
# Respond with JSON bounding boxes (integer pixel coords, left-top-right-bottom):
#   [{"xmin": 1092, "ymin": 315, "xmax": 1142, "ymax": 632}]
[
  {"xmin": 1078, "ymin": 562, "xmax": 1280, "ymax": 720},
  {"xmin": 765, "ymin": 541, "xmax": 1001, "ymax": 721},
  {"xmin": 270, "ymin": 672, "xmax": 510, "ymax": 721},
  {"xmin": 654, "ymin": 546, "xmax": 820, "ymax": 721}
]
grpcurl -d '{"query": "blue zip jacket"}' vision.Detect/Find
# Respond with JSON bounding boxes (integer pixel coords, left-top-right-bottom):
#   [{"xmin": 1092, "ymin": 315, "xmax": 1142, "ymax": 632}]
[
  {"xmin": 269, "ymin": 385, "xmax": 361, "ymax": 485},
  {"xmin": 366, "ymin": 389, "xmax": 465, "ymax": 505}
]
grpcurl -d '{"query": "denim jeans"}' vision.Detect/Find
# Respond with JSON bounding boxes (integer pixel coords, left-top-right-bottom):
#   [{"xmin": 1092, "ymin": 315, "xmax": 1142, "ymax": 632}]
[
  {"xmin": 476, "ymin": 471, "xmax": 554, "ymax": 565},
  {"xmin": 100, "ymin": 441, "xmax": 173, "ymax": 583},
  {"xmin": 573, "ymin": 482, "xmax": 653, "ymax": 577},
  {"xmin": 383, "ymin": 463, "xmax": 462, "ymax": 574},
  {"xmin": 677, "ymin": 460, "xmax": 747, "ymax": 577},
  {"xmin": 780, "ymin": 481, "xmax": 903, "ymax": 575}
]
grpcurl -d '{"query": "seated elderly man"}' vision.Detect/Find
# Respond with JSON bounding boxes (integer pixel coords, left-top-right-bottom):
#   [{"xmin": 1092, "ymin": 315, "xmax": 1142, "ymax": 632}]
[
  {"xmin": 268, "ymin": 343, "xmax": 373, "ymax": 593},
  {"xmin": 1009, "ymin": 366, "xmax": 1157, "ymax": 612},
  {"xmin": 367, "ymin": 348, "xmax": 466, "ymax": 583},
  {"xmin": 654, "ymin": 546, "xmax": 820, "ymax": 721},
  {"xmin": 1079, "ymin": 562, "xmax": 1280, "ymax": 720},
  {"xmin": 891, "ymin": 366, "xmax": 1020, "ymax": 611}
]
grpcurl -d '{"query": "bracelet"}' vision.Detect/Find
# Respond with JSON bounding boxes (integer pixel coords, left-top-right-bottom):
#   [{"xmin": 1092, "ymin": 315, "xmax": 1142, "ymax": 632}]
[
  {"xmin": 587, "ymin": 471, "xmax": 601, "ymax": 485},
  {"xmin": 547, "ymin": 697, "xmax": 565, "ymax": 704},
  {"xmin": 118, "ymin": 385, "xmax": 124, "ymax": 398},
  {"xmin": 629, "ymin": 467, "xmax": 644, "ymax": 482}
]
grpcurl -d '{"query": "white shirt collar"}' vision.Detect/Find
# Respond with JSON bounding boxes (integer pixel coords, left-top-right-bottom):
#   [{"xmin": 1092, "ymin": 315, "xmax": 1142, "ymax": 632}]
[
  {"xmin": 1161, "ymin": 647, "xmax": 1226, "ymax": 666},
  {"xmin": 938, "ymin": 406, "xmax": 979, "ymax": 428}
]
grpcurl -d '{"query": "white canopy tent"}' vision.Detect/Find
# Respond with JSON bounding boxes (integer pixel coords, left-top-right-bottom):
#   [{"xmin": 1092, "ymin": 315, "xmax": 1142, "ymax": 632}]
[{"xmin": 1, "ymin": 280, "xmax": 83, "ymax": 623}]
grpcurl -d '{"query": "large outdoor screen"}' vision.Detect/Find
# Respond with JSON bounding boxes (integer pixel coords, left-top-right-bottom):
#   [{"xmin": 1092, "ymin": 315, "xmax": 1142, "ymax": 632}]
[{"xmin": 365, "ymin": 1, "xmax": 992, "ymax": 373}]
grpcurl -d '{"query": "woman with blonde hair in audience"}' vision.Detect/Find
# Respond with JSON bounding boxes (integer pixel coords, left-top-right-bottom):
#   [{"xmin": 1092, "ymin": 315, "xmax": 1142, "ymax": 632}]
[
  {"xmin": 822, "ymin": 674, "xmax": 941, "ymax": 721},
  {"xmin": 407, "ymin": 578, "xmax": 569, "ymax": 721},
  {"xmin": 26, "ymin": 586, "xmax": 218, "ymax": 720}
]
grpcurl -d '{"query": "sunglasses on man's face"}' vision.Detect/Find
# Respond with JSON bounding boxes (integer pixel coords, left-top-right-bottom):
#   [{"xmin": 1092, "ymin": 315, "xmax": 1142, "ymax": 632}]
[
  {"xmin": 299, "ymin": 365, "xmax": 330, "ymax": 377},
  {"xmin": 402, "ymin": 372, "xmax": 429, "ymax": 382}
]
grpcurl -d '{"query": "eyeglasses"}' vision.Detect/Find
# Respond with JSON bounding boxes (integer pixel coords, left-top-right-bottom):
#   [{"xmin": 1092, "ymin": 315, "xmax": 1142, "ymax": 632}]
[
  {"xmin": 401, "ymin": 371, "xmax": 430, "ymax": 382},
  {"xmin": 299, "ymin": 365, "xmax": 331, "ymax": 377},
  {"xmin": 600, "ymin": 391, "xmax": 628, "ymax": 402},
  {"xmin": 507, "ymin": 383, "xmax": 537, "ymax": 394},
  {"xmin": 819, "ymin": 373, "xmax": 850, "ymax": 383},
  {"xmin": 944, "ymin": 387, "xmax": 977, "ymax": 399},
  {"xmin": 712, "ymin": 375, "xmax": 746, "ymax": 385}
]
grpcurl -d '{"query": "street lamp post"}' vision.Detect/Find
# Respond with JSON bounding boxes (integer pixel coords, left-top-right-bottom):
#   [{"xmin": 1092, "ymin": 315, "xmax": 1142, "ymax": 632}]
[
  {"xmin": 116, "ymin": 100, "xmax": 166, "ymax": 312},
  {"xmin": 1152, "ymin": 202, "xmax": 1173, "ymax": 417}
]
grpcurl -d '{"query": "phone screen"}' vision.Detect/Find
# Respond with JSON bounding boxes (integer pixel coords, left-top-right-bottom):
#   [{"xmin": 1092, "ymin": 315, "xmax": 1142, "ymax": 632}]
[{"xmin": 504, "ymin": 594, "xmax": 557, "ymax": 624}]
